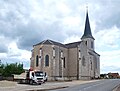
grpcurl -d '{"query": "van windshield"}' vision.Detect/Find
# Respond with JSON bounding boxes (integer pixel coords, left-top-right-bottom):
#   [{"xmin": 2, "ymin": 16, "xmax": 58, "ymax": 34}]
[{"xmin": 35, "ymin": 72, "xmax": 44, "ymax": 76}]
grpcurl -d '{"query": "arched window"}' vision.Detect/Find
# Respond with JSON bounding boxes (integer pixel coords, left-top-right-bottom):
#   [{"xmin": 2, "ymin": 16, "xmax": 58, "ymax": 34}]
[
  {"xmin": 53, "ymin": 48, "xmax": 55, "ymax": 58},
  {"xmin": 45, "ymin": 55, "xmax": 49, "ymax": 66},
  {"xmin": 94, "ymin": 56, "xmax": 97, "ymax": 69},
  {"xmin": 61, "ymin": 50, "xmax": 63, "ymax": 58},
  {"xmin": 85, "ymin": 41, "xmax": 87, "ymax": 46},
  {"xmin": 91, "ymin": 41, "xmax": 94, "ymax": 48},
  {"xmin": 39, "ymin": 48, "xmax": 42, "ymax": 57},
  {"xmin": 78, "ymin": 50, "xmax": 81, "ymax": 59},
  {"xmin": 82, "ymin": 56, "xmax": 86, "ymax": 66},
  {"xmin": 63, "ymin": 57, "xmax": 65, "ymax": 68},
  {"xmin": 90, "ymin": 60, "xmax": 92, "ymax": 70},
  {"xmin": 36, "ymin": 55, "xmax": 39, "ymax": 67}
]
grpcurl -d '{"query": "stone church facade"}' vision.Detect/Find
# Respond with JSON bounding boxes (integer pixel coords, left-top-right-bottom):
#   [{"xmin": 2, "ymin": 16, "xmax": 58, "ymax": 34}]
[{"xmin": 30, "ymin": 11, "xmax": 100, "ymax": 80}]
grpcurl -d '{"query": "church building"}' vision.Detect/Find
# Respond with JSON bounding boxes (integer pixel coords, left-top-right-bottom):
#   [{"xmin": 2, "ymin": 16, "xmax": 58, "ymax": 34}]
[{"xmin": 30, "ymin": 11, "xmax": 100, "ymax": 80}]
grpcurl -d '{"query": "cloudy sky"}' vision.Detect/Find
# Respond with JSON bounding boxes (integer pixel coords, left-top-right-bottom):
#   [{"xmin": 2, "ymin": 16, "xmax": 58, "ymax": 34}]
[{"xmin": 0, "ymin": 0, "xmax": 120, "ymax": 74}]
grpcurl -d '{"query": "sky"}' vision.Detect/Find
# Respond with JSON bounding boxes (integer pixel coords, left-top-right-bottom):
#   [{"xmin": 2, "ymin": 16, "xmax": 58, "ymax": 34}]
[{"xmin": 0, "ymin": 0, "xmax": 120, "ymax": 74}]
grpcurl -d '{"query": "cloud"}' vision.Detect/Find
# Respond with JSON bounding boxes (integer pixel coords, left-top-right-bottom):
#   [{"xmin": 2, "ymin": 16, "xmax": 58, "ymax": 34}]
[
  {"xmin": 90, "ymin": 1, "xmax": 120, "ymax": 30},
  {"xmin": 0, "ymin": 36, "xmax": 10, "ymax": 53},
  {"xmin": 0, "ymin": 0, "xmax": 90, "ymax": 51},
  {"xmin": 0, "ymin": 41, "xmax": 31, "ymax": 68},
  {"xmin": 100, "ymin": 49, "xmax": 120, "ymax": 74},
  {"xmin": 0, "ymin": 44, "xmax": 8, "ymax": 53},
  {"xmin": 0, "ymin": 0, "xmax": 73, "ymax": 51},
  {"xmin": 101, "ymin": 65, "xmax": 120, "ymax": 74},
  {"xmin": 95, "ymin": 26, "xmax": 120, "ymax": 51},
  {"xmin": 0, "ymin": 0, "xmax": 120, "ymax": 72},
  {"xmin": 63, "ymin": 35, "xmax": 80, "ymax": 44},
  {"xmin": 0, "ymin": 57, "xmax": 30, "ymax": 69}
]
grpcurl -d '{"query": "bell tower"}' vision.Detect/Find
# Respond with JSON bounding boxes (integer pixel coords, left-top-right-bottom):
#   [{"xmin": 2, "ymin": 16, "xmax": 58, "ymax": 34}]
[{"xmin": 81, "ymin": 10, "xmax": 95, "ymax": 50}]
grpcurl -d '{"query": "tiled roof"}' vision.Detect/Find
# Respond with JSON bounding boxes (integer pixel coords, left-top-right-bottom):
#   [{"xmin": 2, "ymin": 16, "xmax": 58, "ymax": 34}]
[{"xmin": 108, "ymin": 73, "xmax": 119, "ymax": 76}]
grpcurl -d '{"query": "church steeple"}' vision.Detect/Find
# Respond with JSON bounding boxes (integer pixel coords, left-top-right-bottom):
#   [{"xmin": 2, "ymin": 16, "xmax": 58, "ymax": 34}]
[
  {"xmin": 81, "ymin": 9, "xmax": 95, "ymax": 50},
  {"xmin": 81, "ymin": 10, "xmax": 94, "ymax": 40}
]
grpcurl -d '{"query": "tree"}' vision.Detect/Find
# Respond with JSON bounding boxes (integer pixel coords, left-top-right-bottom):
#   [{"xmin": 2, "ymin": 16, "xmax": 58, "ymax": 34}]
[
  {"xmin": 0, "ymin": 64, "xmax": 4, "ymax": 75},
  {"xmin": 0, "ymin": 60, "xmax": 1, "ymax": 66},
  {"xmin": 0, "ymin": 62, "xmax": 25, "ymax": 77}
]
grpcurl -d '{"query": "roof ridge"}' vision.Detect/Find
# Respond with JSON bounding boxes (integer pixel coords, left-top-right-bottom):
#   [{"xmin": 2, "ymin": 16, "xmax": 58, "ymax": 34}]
[
  {"xmin": 65, "ymin": 41, "xmax": 81, "ymax": 45},
  {"xmin": 34, "ymin": 40, "xmax": 82, "ymax": 48},
  {"xmin": 42, "ymin": 40, "xmax": 47, "ymax": 44},
  {"xmin": 47, "ymin": 39, "xmax": 54, "ymax": 45}
]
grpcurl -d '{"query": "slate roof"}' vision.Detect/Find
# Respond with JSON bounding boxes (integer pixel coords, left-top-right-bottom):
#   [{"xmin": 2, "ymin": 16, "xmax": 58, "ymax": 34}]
[
  {"xmin": 65, "ymin": 41, "xmax": 81, "ymax": 48},
  {"xmin": 33, "ymin": 39, "xmax": 100, "ymax": 56},
  {"xmin": 81, "ymin": 11, "xmax": 94, "ymax": 40},
  {"xmin": 88, "ymin": 49, "xmax": 100, "ymax": 56},
  {"xmin": 33, "ymin": 39, "xmax": 67, "ymax": 48},
  {"xmin": 34, "ymin": 39, "xmax": 81, "ymax": 48}
]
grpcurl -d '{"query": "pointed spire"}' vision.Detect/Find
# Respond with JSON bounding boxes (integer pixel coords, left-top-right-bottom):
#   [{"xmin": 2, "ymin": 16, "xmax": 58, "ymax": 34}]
[{"xmin": 81, "ymin": 9, "xmax": 94, "ymax": 40}]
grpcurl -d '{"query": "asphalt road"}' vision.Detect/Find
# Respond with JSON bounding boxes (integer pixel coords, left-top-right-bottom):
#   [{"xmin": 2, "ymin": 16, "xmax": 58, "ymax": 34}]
[{"xmin": 51, "ymin": 79, "xmax": 120, "ymax": 91}]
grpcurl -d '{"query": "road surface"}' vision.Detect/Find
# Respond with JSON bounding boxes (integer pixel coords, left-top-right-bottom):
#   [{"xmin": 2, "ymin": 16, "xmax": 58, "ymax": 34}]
[{"xmin": 51, "ymin": 79, "xmax": 120, "ymax": 91}]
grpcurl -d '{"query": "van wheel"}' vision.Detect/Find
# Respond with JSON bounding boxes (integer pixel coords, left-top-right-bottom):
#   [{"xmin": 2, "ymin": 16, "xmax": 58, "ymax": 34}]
[{"xmin": 29, "ymin": 80, "xmax": 33, "ymax": 85}]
